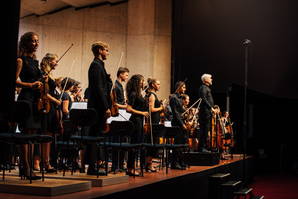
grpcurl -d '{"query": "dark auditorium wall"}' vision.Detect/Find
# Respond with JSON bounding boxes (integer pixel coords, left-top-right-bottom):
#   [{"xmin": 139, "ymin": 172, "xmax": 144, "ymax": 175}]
[
  {"xmin": 172, "ymin": 0, "xmax": 298, "ymax": 171},
  {"xmin": 172, "ymin": 0, "xmax": 298, "ymax": 99}
]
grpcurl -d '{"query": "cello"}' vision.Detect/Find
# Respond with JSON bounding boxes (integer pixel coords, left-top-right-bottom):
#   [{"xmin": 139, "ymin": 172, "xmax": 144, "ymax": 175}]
[{"xmin": 221, "ymin": 111, "xmax": 234, "ymax": 154}]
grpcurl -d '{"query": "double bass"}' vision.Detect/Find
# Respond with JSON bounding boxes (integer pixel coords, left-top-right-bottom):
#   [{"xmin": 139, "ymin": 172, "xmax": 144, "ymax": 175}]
[{"xmin": 209, "ymin": 105, "xmax": 224, "ymax": 152}]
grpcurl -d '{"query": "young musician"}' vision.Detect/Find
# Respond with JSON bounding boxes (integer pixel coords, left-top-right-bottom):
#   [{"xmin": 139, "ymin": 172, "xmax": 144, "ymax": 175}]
[
  {"xmin": 111, "ymin": 67, "xmax": 129, "ymax": 172},
  {"xmin": 16, "ymin": 32, "xmax": 42, "ymax": 180},
  {"xmin": 169, "ymin": 81, "xmax": 188, "ymax": 170},
  {"xmin": 145, "ymin": 78, "xmax": 164, "ymax": 172},
  {"xmin": 198, "ymin": 74, "xmax": 215, "ymax": 153},
  {"xmin": 39, "ymin": 53, "xmax": 61, "ymax": 172},
  {"xmin": 87, "ymin": 41, "xmax": 112, "ymax": 175},
  {"xmin": 114, "ymin": 67, "xmax": 129, "ymax": 109},
  {"xmin": 71, "ymin": 81, "xmax": 84, "ymax": 102},
  {"xmin": 60, "ymin": 77, "xmax": 75, "ymax": 120},
  {"xmin": 126, "ymin": 74, "xmax": 149, "ymax": 176}
]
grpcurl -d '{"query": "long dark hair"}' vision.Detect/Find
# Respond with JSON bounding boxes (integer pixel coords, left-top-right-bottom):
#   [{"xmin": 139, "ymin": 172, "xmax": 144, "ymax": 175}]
[
  {"xmin": 18, "ymin": 32, "xmax": 38, "ymax": 58},
  {"xmin": 126, "ymin": 74, "xmax": 144, "ymax": 98}
]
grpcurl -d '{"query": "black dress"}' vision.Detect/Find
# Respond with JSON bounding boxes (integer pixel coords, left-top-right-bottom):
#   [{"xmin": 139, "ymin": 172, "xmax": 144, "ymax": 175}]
[
  {"xmin": 127, "ymin": 91, "xmax": 147, "ymax": 169},
  {"xmin": 40, "ymin": 77, "xmax": 59, "ymax": 133},
  {"xmin": 146, "ymin": 92, "xmax": 161, "ymax": 124},
  {"xmin": 17, "ymin": 56, "xmax": 42, "ymax": 130}
]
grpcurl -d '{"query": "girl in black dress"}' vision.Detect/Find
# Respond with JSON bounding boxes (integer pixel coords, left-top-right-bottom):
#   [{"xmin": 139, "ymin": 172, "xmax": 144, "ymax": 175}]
[
  {"xmin": 126, "ymin": 74, "xmax": 149, "ymax": 176},
  {"xmin": 39, "ymin": 53, "xmax": 61, "ymax": 172},
  {"xmin": 16, "ymin": 32, "xmax": 42, "ymax": 180},
  {"xmin": 145, "ymin": 78, "xmax": 164, "ymax": 172}
]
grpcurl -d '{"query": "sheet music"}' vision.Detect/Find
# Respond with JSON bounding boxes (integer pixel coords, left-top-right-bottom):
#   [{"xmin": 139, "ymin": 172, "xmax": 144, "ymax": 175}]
[
  {"xmin": 107, "ymin": 109, "xmax": 131, "ymax": 123},
  {"xmin": 71, "ymin": 102, "xmax": 87, "ymax": 109}
]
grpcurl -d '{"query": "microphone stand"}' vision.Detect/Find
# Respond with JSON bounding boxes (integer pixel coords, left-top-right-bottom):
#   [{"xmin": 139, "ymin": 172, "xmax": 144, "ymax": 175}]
[{"xmin": 242, "ymin": 39, "xmax": 251, "ymax": 185}]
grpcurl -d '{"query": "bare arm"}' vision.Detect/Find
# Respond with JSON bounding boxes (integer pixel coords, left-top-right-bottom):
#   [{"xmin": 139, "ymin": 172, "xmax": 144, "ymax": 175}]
[
  {"xmin": 16, "ymin": 58, "xmax": 42, "ymax": 89},
  {"xmin": 62, "ymin": 100, "xmax": 69, "ymax": 115},
  {"xmin": 116, "ymin": 103, "xmax": 127, "ymax": 109},
  {"xmin": 126, "ymin": 105, "xmax": 149, "ymax": 117},
  {"xmin": 148, "ymin": 94, "xmax": 163, "ymax": 112},
  {"xmin": 46, "ymin": 93, "xmax": 61, "ymax": 105}
]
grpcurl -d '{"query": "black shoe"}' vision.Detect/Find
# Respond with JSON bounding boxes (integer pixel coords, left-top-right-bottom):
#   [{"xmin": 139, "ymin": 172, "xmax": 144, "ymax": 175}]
[
  {"xmin": 25, "ymin": 175, "xmax": 42, "ymax": 180},
  {"xmin": 87, "ymin": 169, "xmax": 106, "ymax": 176},
  {"xmin": 126, "ymin": 171, "xmax": 140, "ymax": 176},
  {"xmin": 79, "ymin": 167, "xmax": 86, "ymax": 173},
  {"xmin": 200, "ymin": 148, "xmax": 211, "ymax": 153},
  {"xmin": 145, "ymin": 166, "xmax": 157, "ymax": 172},
  {"xmin": 20, "ymin": 168, "xmax": 42, "ymax": 180},
  {"xmin": 171, "ymin": 164, "xmax": 184, "ymax": 170},
  {"xmin": 45, "ymin": 168, "xmax": 56, "ymax": 173}
]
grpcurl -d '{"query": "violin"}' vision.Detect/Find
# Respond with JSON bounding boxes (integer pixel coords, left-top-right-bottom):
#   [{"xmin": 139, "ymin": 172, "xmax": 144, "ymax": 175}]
[
  {"xmin": 110, "ymin": 88, "xmax": 119, "ymax": 117},
  {"xmin": 159, "ymin": 99, "xmax": 167, "ymax": 125},
  {"xmin": 37, "ymin": 74, "xmax": 51, "ymax": 114}
]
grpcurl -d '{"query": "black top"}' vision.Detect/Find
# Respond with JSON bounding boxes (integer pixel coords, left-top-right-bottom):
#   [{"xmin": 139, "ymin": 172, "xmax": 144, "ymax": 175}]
[
  {"xmin": 61, "ymin": 91, "xmax": 72, "ymax": 119},
  {"xmin": 169, "ymin": 92, "xmax": 184, "ymax": 127},
  {"xmin": 18, "ymin": 56, "xmax": 42, "ymax": 102},
  {"xmin": 198, "ymin": 84, "xmax": 214, "ymax": 117},
  {"xmin": 146, "ymin": 92, "xmax": 161, "ymax": 124},
  {"xmin": 87, "ymin": 57, "xmax": 112, "ymax": 112},
  {"xmin": 113, "ymin": 80, "xmax": 125, "ymax": 105},
  {"xmin": 128, "ymin": 91, "xmax": 147, "ymax": 120}
]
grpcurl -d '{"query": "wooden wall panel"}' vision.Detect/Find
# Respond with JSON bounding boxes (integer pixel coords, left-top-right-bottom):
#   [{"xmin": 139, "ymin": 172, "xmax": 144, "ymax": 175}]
[{"xmin": 19, "ymin": 0, "xmax": 171, "ymax": 99}]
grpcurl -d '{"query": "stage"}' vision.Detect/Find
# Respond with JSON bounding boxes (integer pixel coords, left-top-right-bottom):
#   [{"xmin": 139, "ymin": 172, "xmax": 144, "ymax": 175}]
[{"xmin": 0, "ymin": 154, "xmax": 254, "ymax": 199}]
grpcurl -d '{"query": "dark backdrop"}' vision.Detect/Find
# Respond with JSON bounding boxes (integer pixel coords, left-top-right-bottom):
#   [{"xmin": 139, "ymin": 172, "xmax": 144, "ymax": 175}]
[
  {"xmin": 172, "ymin": 0, "xmax": 298, "ymax": 99},
  {"xmin": 172, "ymin": 0, "xmax": 298, "ymax": 172}
]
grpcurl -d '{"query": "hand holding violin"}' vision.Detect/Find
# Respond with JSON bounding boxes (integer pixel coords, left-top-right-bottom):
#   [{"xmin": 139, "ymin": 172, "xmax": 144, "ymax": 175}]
[{"xmin": 31, "ymin": 81, "xmax": 43, "ymax": 89}]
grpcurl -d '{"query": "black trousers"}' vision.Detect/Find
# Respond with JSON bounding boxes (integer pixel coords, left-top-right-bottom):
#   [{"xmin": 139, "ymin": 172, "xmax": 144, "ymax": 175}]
[
  {"xmin": 171, "ymin": 121, "xmax": 188, "ymax": 166},
  {"xmin": 86, "ymin": 109, "xmax": 105, "ymax": 168},
  {"xmin": 198, "ymin": 114, "xmax": 212, "ymax": 150}
]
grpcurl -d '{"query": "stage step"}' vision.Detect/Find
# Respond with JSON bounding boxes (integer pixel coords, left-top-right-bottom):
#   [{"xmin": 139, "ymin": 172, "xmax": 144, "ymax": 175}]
[
  {"xmin": 234, "ymin": 187, "xmax": 253, "ymax": 195},
  {"xmin": 208, "ymin": 173, "xmax": 231, "ymax": 199},
  {"xmin": 221, "ymin": 180, "xmax": 242, "ymax": 187},
  {"xmin": 210, "ymin": 172, "xmax": 231, "ymax": 179},
  {"xmin": 221, "ymin": 180, "xmax": 242, "ymax": 199},
  {"xmin": 251, "ymin": 196, "xmax": 264, "ymax": 199}
]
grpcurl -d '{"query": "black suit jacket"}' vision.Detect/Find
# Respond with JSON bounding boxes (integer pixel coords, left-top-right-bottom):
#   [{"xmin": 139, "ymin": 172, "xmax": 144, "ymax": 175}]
[
  {"xmin": 87, "ymin": 57, "xmax": 112, "ymax": 112},
  {"xmin": 198, "ymin": 84, "xmax": 214, "ymax": 119}
]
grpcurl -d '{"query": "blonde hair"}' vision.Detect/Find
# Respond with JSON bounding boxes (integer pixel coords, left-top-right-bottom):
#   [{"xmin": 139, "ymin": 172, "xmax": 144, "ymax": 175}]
[
  {"xmin": 40, "ymin": 53, "xmax": 58, "ymax": 77},
  {"xmin": 91, "ymin": 41, "xmax": 109, "ymax": 56}
]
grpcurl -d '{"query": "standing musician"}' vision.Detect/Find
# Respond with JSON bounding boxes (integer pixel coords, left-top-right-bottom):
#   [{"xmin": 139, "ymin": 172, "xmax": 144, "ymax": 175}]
[
  {"xmin": 15, "ymin": 32, "xmax": 42, "ymax": 180},
  {"xmin": 126, "ymin": 74, "xmax": 149, "ymax": 176},
  {"xmin": 198, "ymin": 73, "xmax": 215, "ymax": 153},
  {"xmin": 87, "ymin": 41, "xmax": 112, "ymax": 175},
  {"xmin": 145, "ymin": 78, "xmax": 164, "ymax": 172},
  {"xmin": 113, "ymin": 67, "xmax": 129, "ymax": 109},
  {"xmin": 169, "ymin": 81, "xmax": 188, "ymax": 170},
  {"xmin": 111, "ymin": 67, "xmax": 129, "ymax": 172},
  {"xmin": 39, "ymin": 53, "xmax": 61, "ymax": 172}
]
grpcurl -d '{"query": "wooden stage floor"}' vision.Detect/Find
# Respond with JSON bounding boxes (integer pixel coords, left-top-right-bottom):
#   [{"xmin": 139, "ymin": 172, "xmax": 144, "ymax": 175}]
[{"xmin": 0, "ymin": 154, "xmax": 251, "ymax": 199}]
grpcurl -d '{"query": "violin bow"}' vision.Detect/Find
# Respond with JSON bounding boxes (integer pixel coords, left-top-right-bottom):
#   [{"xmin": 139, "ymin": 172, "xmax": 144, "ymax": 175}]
[
  {"xmin": 182, "ymin": 98, "xmax": 202, "ymax": 116},
  {"xmin": 59, "ymin": 59, "xmax": 76, "ymax": 100},
  {"xmin": 57, "ymin": 43, "xmax": 74, "ymax": 63}
]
